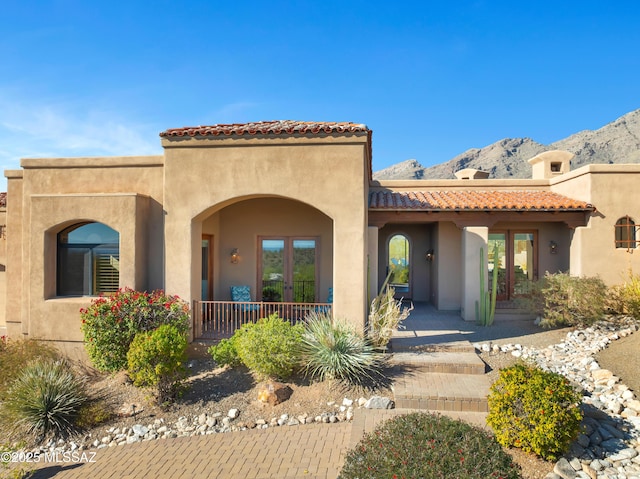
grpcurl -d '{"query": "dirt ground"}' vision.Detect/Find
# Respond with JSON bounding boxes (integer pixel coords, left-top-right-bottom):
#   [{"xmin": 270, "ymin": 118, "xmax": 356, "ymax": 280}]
[
  {"xmin": 29, "ymin": 323, "xmax": 638, "ymax": 479},
  {"xmin": 595, "ymin": 330, "xmax": 640, "ymax": 394}
]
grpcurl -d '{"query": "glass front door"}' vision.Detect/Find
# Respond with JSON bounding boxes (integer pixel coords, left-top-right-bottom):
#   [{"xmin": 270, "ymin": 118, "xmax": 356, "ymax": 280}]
[
  {"xmin": 488, "ymin": 231, "xmax": 537, "ymax": 301},
  {"xmin": 260, "ymin": 237, "xmax": 318, "ymax": 302},
  {"xmin": 388, "ymin": 234, "xmax": 411, "ymax": 299}
]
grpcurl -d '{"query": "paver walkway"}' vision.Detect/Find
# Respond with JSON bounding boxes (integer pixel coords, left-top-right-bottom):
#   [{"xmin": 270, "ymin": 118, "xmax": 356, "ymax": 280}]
[{"xmin": 26, "ymin": 303, "xmax": 532, "ymax": 479}]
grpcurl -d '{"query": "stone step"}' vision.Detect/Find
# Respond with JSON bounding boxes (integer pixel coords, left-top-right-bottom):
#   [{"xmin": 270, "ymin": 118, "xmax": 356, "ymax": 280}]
[
  {"xmin": 390, "ymin": 351, "xmax": 486, "ymax": 375},
  {"xmin": 392, "ymin": 339, "xmax": 476, "ymax": 353},
  {"xmin": 392, "ymin": 372, "xmax": 491, "ymax": 413}
]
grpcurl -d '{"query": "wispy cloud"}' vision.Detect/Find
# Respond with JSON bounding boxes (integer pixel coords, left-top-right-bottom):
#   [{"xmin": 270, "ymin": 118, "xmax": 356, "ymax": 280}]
[{"xmin": 0, "ymin": 94, "xmax": 162, "ymax": 189}]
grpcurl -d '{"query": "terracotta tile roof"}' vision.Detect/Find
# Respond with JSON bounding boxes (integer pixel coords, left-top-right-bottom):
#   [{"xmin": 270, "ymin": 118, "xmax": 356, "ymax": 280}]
[
  {"xmin": 160, "ymin": 120, "xmax": 369, "ymax": 138},
  {"xmin": 368, "ymin": 190, "xmax": 593, "ymax": 211},
  {"xmin": 0, "ymin": 192, "xmax": 6, "ymax": 208}
]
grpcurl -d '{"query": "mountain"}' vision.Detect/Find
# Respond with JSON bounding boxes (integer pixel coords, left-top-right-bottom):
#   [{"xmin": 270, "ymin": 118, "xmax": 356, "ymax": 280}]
[{"xmin": 373, "ymin": 109, "xmax": 640, "ymax": 180}]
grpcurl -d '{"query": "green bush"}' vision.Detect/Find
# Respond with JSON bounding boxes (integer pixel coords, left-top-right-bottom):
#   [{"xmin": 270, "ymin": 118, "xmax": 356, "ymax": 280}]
[
  {"xmin": 0, "ymin": 338, "xmax": 59, "ymax": 402},
  {"xmin": 298, "ymin": 312, "xmax": 382, "ymax": 385},
  {"xmin": 234, "ymin": 314, "xmax": 303, "ymax": 380},
  {"xmin": 208, "ymin": 335, "xmax": 242, "ymax": 367},
  {"xmin": 487, "ymin": 363, "xmax": 583, "ymax": 461},
  {"xmin": 127, "ymin": 324, "xmax": 188, "ymax": 405},
  {"xmin": 80, "ymin": 288, "xmax": 190, "ymax": 372},
  {"xmin": 340, "ymin": 412, "xmax": 521, "ymax": 479},
  {"xmin": 4, "ymin": 359, "xmax": 88, "ymax": 440},
  {"xmin": 526, "ymin": 272, "xmax": 607, "ymax": 328}
]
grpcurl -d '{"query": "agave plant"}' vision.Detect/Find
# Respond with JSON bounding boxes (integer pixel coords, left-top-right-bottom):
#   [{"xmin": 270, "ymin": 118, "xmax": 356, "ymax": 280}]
[
  {"xmin": 299, "ymin": 312, "xmax": 383, "ymax": 385},
  {"xmin": 5, "ymin": 359, "xmax": 88, "ymax": 440}
]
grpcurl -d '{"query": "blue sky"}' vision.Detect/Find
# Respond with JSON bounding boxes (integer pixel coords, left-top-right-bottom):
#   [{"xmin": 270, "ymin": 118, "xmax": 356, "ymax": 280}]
[{"xmin": 1, "ymin": 1, "xmax": 639, "ymax": 190}]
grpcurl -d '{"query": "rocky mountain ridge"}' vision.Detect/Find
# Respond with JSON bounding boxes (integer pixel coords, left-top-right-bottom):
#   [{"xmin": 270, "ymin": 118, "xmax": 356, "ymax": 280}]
[{"xmin": 373, "ymin": 109, "xmax": 640, "ymax": 180}]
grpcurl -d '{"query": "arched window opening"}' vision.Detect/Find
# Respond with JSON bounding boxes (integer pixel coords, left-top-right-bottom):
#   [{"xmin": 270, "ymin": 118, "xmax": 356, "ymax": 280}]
[
  {"xmin": 57, "ymin": 222, "xmax": 120, "ymax": 296},
  {"xmin": 388, "ymin": 234, "xmax": 410, "ymax": 297},
  {"xmin": 615, "ymin": 216, "xmax": 637, "ymax": 250}
]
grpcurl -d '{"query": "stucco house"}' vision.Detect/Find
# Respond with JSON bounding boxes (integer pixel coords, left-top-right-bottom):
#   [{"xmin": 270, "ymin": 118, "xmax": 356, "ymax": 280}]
[{"xmin": 1, "ymin": 120, "xmax": 639, "ymax": 358}]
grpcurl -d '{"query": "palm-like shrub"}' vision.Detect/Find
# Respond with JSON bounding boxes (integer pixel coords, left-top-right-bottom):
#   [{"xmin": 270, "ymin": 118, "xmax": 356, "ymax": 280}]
[
  {"xmin": 5, "ymin": 359, "xmax": 88, "ymax": 440},
  {"xmin": 298, "ymin": 312, "xmax": 383, "ymax": 385},
  {"xmin": 341, "ymin": 412, "xmax": 522, "ymax": 479}
]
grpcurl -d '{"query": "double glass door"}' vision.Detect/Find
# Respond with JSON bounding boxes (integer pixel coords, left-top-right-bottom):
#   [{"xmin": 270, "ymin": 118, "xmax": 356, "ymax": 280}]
[
  {"xmin": 259, "ymin": 237, "xmax": 318, "ymax": 303},
  {"xmin": 488, "ymin": 231, "xmax": 537, "ymax": 301}
]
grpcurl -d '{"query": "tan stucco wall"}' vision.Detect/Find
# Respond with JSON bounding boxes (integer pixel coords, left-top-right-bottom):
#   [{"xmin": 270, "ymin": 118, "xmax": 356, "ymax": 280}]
[
  {"xmin": 162, "ymin": 134, "xmax": 370, "ymax": 330},
  {"xmin": 5, "ymin": 157, "xmax": 164, "ymax": 347},
  {"xmin": 551, "ymin": 165, "xmax": 640, "ymax": 285},
  {"xmin": 0, "ymin": 206, "xmax": 6, "ymax": 332},
  {"xmin": 434, "ymin": 222, "xmax": 462, "ymax": 310}
]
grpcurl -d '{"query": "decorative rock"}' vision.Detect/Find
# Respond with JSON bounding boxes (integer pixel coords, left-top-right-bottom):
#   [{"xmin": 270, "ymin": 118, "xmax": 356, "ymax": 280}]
[
  {"xmin": 342, "ymin": 398, "xmax": 353, "ymax": 407},
  {"xmin": 609, "ymin": 447, "xmax": 639, "ymax": 461},
  {"xmin": 227, "ymin": 409, "xmax": 239, "ymax": 419},
  {"xmin": 364, "ymin": 396, "xmax": 394, "ymax": 409},
  {"xmin": 569, "ymin": 457, "xmax": 582, "ymax": 471},
  {"xmin": 257, "ymin": 382, "xmax": 293, "ymax": 405},
  {"xmin": 554, "ymin": 458, "xmax": 577, "ymax": 479}
]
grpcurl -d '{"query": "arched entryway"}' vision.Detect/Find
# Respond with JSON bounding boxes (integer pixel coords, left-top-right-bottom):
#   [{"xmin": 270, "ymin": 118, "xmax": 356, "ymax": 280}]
[{"xmin": 193, "ymin": 196, "xmax": 334, "ymax": 338}]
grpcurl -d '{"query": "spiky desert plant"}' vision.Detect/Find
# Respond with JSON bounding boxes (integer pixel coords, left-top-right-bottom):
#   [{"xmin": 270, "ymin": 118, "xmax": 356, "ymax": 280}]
[
  {"xmin": 368, "ymin": 276, "xmax": 412, "ymax": 349},
  {"xmin": 299, "ymin": 312, "xmax": 383, "ymax": 385},
  {"xmin": 5, "ymin": 359, "xmax": 88, "ymax": 440}
]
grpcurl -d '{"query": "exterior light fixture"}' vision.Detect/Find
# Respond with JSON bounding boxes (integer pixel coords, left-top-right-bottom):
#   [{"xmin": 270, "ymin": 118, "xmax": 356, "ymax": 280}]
[
  {"xmin": 230, "ymin": 248, "xmax": 240, "ymax": 263},
  {"xmin": 426, "ymin": 249, "xmax": 435, "ymax": 262},
  {"xmin": 549, "ymin": 241, "xmax": 558, "ymax": 254}
]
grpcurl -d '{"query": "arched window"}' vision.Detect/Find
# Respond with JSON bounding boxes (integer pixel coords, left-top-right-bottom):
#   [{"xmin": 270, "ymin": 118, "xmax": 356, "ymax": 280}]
[
  {"xmin": 388, "ymin": 234, "xmax": 411, "ymax": 297},
  {"xmin": 57, "ymin": 222, "xmax": 119, "ymax": 296},
  {"xmin": 615, "ymin": 216, "xmax": 637, "ymax": 250}
]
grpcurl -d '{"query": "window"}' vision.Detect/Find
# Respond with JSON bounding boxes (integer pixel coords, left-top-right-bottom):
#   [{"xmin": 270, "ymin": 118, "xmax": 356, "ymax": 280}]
[
  {"xmin": 388, "ymin": 234, "xmax": 411, "ymax": 298},
  {"xmin": 57, "ymin": 222, "xmax": 119, "ymax": 296},
  {"xmin": 615, "ymin": 216, "xmax": 637, "ymax": 250}
]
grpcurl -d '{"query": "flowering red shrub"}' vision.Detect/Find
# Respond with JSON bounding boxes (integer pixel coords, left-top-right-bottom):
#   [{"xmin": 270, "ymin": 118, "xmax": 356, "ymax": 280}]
[{"xmin": 80, "ymin": 288, "xmax": 190, "ymax": 372}]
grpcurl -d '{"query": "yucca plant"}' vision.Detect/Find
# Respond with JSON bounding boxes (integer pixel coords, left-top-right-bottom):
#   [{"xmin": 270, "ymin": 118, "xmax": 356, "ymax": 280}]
[
  {"xmin": 368, "ymin": 273, "xmax": 412, "ymax": 349},
  {"xmin": 299, "ymin": 312, "xmax": 383, "ymax": 385},
  {"xmin": 5, "ymin": 359, "xmax": 88, "ymax": 440}
]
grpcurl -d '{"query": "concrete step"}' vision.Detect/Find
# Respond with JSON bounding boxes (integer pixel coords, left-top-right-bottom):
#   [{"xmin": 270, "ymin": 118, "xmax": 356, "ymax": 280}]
[
  {"xmin": 392, "ymin": 371, "xmax": 491, "ymax": 413},
  {"xmin": 392, "ymin": 339, "xmax": 476, "ymax": 353},
  {"xmin": 390, "ymin": 350, "xmax": 486, "ymax": 375}
]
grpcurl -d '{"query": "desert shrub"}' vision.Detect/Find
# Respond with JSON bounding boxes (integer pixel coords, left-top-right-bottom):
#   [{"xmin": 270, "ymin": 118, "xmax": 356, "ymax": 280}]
[
  {"xmin": 234, "ymin": 314, "xmax": 303, "ymax": 380},
  {"xmin": 208, "ymin": 335, "xmax": 242, "ymax": 367},
  {"xmin": 608, "ymin": 271, "xmax": 640, "ymax": 320},
  {"xmin": 1, "ymin": 441, "xmax": 31, "ymax": 479},
  {"xmin": 0, "ymin": 338, "xmax": 59, "ymax": 402},
  {"xmin": 4, "ymin": 359, "xmax": 88, "ymax": 440},
  {"xmin": 528, "ymin": 272, "xmax": 607, "ymax": 328},
  {"xmin": 126, "ymin": 324, "xmax": 188, "ymax": 405},
  {"xmin": 298, "ymin": 312, "xmax": 383, "ymax": 385},
  {"xmin": 75, "ymin": 398, "xmax": 114, "ymax": 429},
  {"xmin": 80, "ymin": 288, "xmax": 190, "ymax": 372},
  {"xmin": 368, "ymin": 284, "xmax": 412, "ymax": 349},
  {"xmin": 487, "ymin": 363, "xmax": 583, "ymax": 461},
  {"xmin": 340, "ymin": 412, "xmax": 521, "ymax": 479}
]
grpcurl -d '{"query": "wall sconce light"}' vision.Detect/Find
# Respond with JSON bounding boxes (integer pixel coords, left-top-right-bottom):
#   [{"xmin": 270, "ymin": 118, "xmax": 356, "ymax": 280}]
[
  {"xmin": 549, "ymin": 241, "xmax": 558, "ymax": 254},
  {"xmin": 230, "ymin": 248, "xmax": 240, "ymax": 264},
  {"xmin": 426, "ymin": 249, "xmax": 435, "ymax": 262}
]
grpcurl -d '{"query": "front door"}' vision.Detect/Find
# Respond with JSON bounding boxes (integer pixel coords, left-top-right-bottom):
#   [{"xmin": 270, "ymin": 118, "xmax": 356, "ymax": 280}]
[
  {"xmin": 259, "ymin": 237, "xmax": 318, "ymax": 302},
  {"xmin": 488, "ymin": 231, "xmax": 537, "ymax": 301},
  {"xmin": 388, "ymin": 233, "xmax": 411, "ymax": 299}
]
